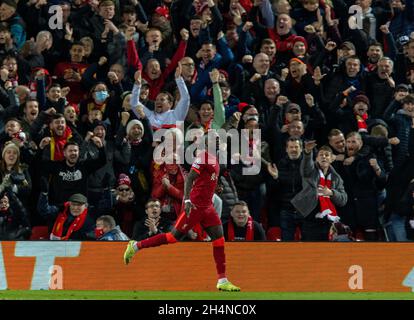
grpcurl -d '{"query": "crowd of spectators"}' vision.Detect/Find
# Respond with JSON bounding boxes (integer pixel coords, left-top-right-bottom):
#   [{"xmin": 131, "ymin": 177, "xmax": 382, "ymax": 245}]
[{"xmin": 0, "ymin": 0, "xmax": 413, "ymax": 242}]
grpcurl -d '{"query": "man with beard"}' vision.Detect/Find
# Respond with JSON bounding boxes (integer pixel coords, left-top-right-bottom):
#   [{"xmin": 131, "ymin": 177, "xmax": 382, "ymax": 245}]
[
  {"xmin": 364, "ymin": 42, "xmax": 384, "ymax": 72},
  {"xmin": 40, "ymin": 140, "xmax": 106, "ymax": 207},
  {"xmin": 268, "ymin": 137, "xmax": 304, "ymax": 241},
  {"xmin": 31, "ymin": 111, "xmax": 83, "ymax": 161},
  {"xmin": 340, "ymin": 132, "xmax": 386, "ymax": 241}
]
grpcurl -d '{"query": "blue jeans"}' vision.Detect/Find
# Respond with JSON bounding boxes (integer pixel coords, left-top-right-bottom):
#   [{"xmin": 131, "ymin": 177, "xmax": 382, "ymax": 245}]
[
  {"xmin": 390, "ymin": 213, "xmax": 408, "ymax": 241},
  {"xmin": 280, "ymin": 210, "xmax": 304, "ymax": 241}
]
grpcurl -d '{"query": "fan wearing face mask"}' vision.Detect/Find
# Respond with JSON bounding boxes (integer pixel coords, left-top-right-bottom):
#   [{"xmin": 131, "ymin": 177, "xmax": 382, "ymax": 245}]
[{"xmin": 79, "ymin": 82, "xmax": 117, "ymax": 127}]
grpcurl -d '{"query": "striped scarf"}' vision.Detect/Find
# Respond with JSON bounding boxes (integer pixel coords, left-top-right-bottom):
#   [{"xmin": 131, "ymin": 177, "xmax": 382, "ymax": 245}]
[{"xmin": 315, "ymin": 169, "xmax": 340, "ymax": 222}]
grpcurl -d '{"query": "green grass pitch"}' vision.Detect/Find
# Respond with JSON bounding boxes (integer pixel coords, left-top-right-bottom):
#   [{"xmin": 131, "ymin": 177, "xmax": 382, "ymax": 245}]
[{"xmin": 0, "ymin": 291, "xmax": 413, "ymax": 300}]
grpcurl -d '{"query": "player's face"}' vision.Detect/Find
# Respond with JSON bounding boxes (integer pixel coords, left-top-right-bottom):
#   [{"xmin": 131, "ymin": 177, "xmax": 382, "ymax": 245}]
[{"xmin": 231, "ymin": 205, "xmax": 250, "ymax": 226}]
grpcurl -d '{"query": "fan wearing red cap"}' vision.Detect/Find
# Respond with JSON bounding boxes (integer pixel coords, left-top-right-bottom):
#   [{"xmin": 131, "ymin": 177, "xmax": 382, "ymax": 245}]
[
  {"xmin": 117, "ymin": 174, "xmax": 135, "ymax": 203},
  {"xmin": 352, "ymin": 94, "xmax": 370, "ymax": 133},
  {"xmin": 292, "ymin": 36, "xmax": 308, "ymax": 58}
]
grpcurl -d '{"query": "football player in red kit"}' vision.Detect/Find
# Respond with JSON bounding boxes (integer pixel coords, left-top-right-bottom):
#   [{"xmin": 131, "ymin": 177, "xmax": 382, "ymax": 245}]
[{"xmin": 124, "ymin": 132, "xmax": 240, "ymax": 291}]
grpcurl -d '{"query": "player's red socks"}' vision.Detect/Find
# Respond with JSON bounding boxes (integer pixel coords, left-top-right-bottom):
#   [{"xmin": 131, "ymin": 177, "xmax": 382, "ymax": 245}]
[
  {"xmin": 212, "ymin": 236, "xmax": 226, "ymax": 279},
  {"xmin": 137, "ymin": 232, "xmax": 177, "ymax": 249}
]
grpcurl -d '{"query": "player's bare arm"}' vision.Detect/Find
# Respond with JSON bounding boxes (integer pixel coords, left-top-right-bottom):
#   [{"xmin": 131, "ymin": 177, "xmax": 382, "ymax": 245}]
[{"xmin": 184, "ymin": 169, "xmax": 199, "ymax": 217}]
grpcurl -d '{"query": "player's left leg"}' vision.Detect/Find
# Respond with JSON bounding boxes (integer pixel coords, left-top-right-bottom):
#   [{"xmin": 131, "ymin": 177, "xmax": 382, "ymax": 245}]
[
  {"xmin": 124, "ymin": 211, "xmax": 195, "ymax": 265},
  {"xmin": 205, "ymin": 224, "xmax": 240, "ymax": 292}
]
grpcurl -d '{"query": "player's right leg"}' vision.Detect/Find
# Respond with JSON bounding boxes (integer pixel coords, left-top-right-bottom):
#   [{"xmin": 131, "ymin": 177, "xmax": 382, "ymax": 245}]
[{"xmin": 205, "ymin": 221, "xmax": 241, "ymax": 292}]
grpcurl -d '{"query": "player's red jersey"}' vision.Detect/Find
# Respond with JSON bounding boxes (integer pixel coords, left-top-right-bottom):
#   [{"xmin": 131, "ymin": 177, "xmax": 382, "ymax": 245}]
[{"xmin": 189, "ymin": 151, "xmax": 219, "ymax": 207}]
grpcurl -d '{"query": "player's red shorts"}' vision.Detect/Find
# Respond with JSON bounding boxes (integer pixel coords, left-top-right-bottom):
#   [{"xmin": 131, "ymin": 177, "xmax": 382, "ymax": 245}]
[{"xmin": 174, "ymin": 205, "xmax": 222, "ymax": 234}]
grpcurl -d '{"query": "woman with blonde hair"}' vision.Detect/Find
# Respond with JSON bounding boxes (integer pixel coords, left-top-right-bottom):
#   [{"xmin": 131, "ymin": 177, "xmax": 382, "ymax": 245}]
[{"xmin": 0, "ymin": 142, "xmax": 31, "ymax": 205}]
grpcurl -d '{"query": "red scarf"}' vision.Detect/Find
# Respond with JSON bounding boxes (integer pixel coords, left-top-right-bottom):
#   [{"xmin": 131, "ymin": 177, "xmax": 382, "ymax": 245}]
[
  {"xmin": 315, "ymin": 169, "xmax": 339, "ymax": 222},
  {"xmin": 50, "ymin": 126, "xmax": 72, "ymax": 161},
  {"xmin": 355, "ymin": 113, "xmax": 368, "ymax": 132},
  {"xmin": 227, "ymin": 216, "xmax": 254, "ymax": 241},
  {"xmin": 50, "ymin": 202, "xmax": 88, "ymax": 240}
]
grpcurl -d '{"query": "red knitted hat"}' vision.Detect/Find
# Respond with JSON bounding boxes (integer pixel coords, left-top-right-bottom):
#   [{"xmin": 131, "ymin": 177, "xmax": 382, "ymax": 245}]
[
  {"xmin": 118, "ymin": 174, "xmax": 131, "ymax": 187},
  {"xmin": 293, "ymin": 36, "xmax": 308, "ymax": 50}
]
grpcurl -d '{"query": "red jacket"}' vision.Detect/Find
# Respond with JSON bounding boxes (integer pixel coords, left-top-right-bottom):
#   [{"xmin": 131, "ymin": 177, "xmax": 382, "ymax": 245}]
[
  {"xmin": 151, "ymin": 163, "xmax": 186, "ymax": 219},
  {"xmin": 142, "ymin": 40, "xmax": 187, "ymax": 100}
]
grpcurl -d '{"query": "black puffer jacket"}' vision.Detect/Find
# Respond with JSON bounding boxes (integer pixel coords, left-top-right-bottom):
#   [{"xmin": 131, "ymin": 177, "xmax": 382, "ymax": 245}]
[{"xmin": 217, "ymin": 168, "xmax": 239, "ymax": 223}]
